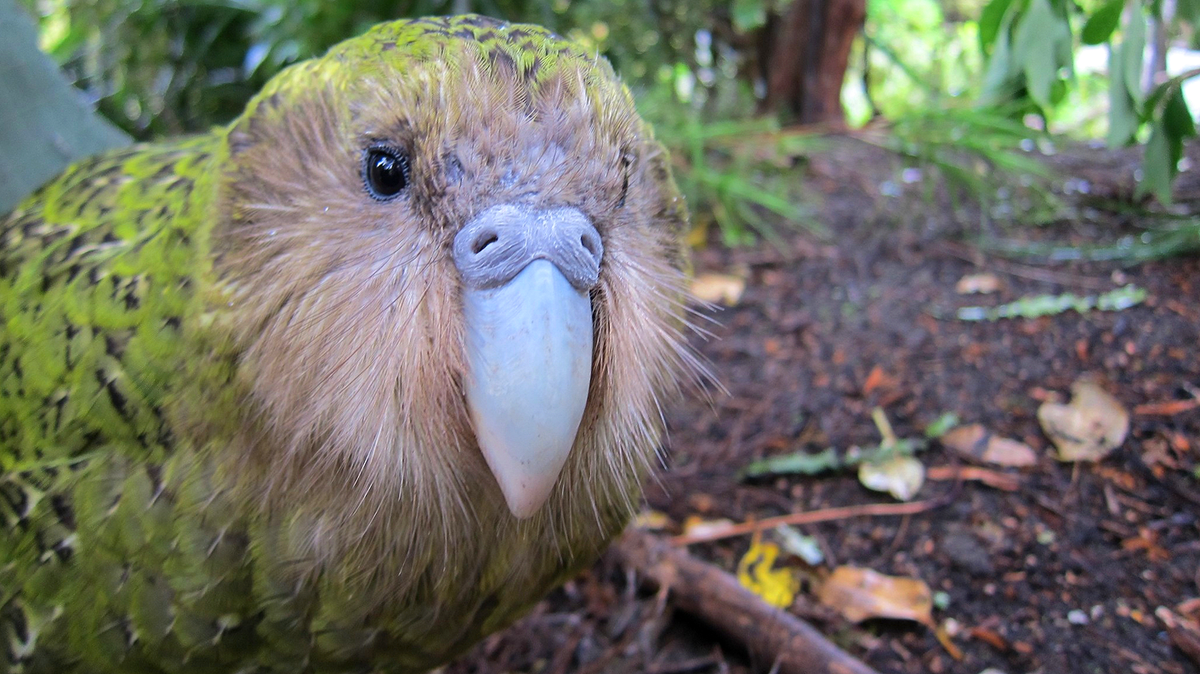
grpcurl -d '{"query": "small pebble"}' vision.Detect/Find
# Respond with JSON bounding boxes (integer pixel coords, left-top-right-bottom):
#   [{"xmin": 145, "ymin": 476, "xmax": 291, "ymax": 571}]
[{"xmin": 1068, "ymin": 609, "xmax": 1089, "ymax": 625}]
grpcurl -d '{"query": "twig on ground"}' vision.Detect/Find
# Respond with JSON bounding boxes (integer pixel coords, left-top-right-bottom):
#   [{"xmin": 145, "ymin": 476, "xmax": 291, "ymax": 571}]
[
  {"xmin": 646, "ymin": 651, "xmax": 721, "ymax": 674},
  {"xmin": 543, "ymin": 622, "xmax": 589, "ymax": 674},
  {"xmin": 614, "ymin": 529, "xmax": 881, "ymax": 674},
  {"xmin": 933, "ymin": 241, "xmax": 1114, "ymax": 290},
  {"xmin": 1156, "ymin": 608, "xmax": 1200, "ymax": 668},
  {"xmin": 1134, "ymin": 398, "xmax": 1200, "ymax": 416},
  {"xmin": 671, "ymin": 498, "xmax": 944, "ymax": 546},
  {"xmin": 926, "ymin": 465, "xmax": 1021, "ymax": 491}
]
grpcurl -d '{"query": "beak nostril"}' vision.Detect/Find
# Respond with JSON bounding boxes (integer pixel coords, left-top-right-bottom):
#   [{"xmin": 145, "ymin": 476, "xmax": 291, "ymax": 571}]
[
  {"xmin": 581, "ymin": 234, "xmax": 598, "ymax": 258},
  {"xmin": 472, "ymin": 232, "xmax": 499, "ymax": 255}
]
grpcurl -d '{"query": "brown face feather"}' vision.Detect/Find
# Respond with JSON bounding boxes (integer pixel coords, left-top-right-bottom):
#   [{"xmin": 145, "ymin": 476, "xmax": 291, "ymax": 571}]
[{"xmin": 187, "ymin": 18, "xmax": 695, "ymax": 656}]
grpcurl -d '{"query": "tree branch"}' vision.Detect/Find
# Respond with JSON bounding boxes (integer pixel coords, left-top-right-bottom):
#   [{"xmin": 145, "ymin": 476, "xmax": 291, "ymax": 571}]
[{"xmin": 614, "ymin": 529, "xmax": 881, "ymax": 674}]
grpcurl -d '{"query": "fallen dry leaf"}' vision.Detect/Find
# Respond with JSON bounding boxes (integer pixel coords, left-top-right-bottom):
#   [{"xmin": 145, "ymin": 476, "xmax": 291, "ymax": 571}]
[
  {"xmin": 934, "ymin": 624, "xmax": 965, "ymax": 660},
  {"xmin": 682, "ymin": 516, "xmax": 736, "ymax": 540},
  {"xmin": 1167, "ymin": 431, "xmax": 1191, "ymax": 454},
  {"xmin": 1037, "ymin": 378, "xmax": 1129, "ymax": 462},
  {"xmin": 969, "ymin": 626, "xmax": 1010, "ymax": 650},
  {"xmin": 690, "ymin": 272, "xmax": 746, "ymax": 306},
  {"xmin": 862, "ymin": 365, "xmax": 898, "ymax": 395},
  {"xmin": 940, "ymin": 424, "xmax": 1037, "ymax": 467},
  {"xmin": 817, "ymin": 566, "xmax": 934, "ymax": 626},
  {"xmin": 955, "ymin": 272, "xmax": 1002, "ymax": 295},
  {"xmin": 1142, "ymin": 437, "xmax": 1178, "ymax": 471},
  {"xmin": 858, "ymin": 453, "xmax": 925, "ymax": 501}
]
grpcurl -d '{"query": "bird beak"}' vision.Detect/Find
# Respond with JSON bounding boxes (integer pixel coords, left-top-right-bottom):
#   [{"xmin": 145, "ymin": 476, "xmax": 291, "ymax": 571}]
[{"xmin": 454, "ymin": 205, "xmax": 604, "ymax": 519}]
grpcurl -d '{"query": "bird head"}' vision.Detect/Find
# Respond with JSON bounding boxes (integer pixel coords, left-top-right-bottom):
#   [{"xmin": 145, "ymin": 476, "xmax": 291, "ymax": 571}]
[{"xmin": 201, "ymin": 16, "xmax": 695, "ymax": 583}]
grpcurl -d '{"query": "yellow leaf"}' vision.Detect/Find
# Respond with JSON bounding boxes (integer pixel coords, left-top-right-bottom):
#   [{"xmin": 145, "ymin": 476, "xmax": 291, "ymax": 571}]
[
  {"xmin": 633, "ymin": 510, "xmax": 671, "ymax": 530},
  {"xmin": 736, "ymin": 540, "xmax": 799, "ymax": 608}
]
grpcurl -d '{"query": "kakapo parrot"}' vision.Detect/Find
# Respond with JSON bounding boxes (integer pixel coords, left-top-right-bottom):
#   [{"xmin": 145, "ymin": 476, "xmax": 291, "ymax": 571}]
[{"xmin": 0, "ymin": 14, "xmax": 698, "ymax": 673}]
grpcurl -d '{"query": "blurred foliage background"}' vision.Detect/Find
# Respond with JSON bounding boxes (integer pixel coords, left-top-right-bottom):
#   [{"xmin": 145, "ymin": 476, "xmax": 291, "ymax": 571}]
[
  {"xmin": 21, "ymin": 0, "xmax": 747, "ymax": 139},
  {"xmin": 14, "ymin": 0, "xmax": 1200, "ymax": 257}
]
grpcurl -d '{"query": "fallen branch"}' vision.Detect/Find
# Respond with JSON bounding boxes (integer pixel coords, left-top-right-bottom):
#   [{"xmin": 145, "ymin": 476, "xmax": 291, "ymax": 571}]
[
  {"xmin": 671, "ymin": 498, "xmax": 943, "ymax": 546},
  {"xmin": 615, "ymin": 529, "xmax": 881, "ymax": 674}
]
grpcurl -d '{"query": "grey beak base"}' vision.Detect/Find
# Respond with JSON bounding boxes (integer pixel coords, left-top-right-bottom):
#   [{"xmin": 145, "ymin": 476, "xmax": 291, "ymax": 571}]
[{"xmin": 453, "ymin": 204, "xmax": 603, "ymax": 292}]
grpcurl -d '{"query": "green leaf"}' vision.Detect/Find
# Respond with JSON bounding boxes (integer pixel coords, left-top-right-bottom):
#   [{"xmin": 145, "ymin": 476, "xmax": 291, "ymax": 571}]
[
  {"xmin": 1014, "ymin": 0, "xmax": 1059, "ymax": 108},
  {"xmin": 924, "ymin": 412, "xmax": 961, "ymax": 439},
  {"xmin": 981, "ymin": 11, "xmax": 1020, "ymax": 103},
  {"xmin": 1107, "ymin": 46, "xmax": 1139, "ymax": 145},
  {"xmin": 731, "ymin": 0, "xmax": 767, "ymax": 32},
  {"xmin": 957, "ymin": 286, "xmax": 1147, "ymax": 320},
  {"xmin": 1053, "ymin": 11, "xmax": 1076, "ymax": 72},
  {"xmin": 1180, "ymin": 0, "xmax": 1200, "ymax": 22},
  {"xmin": 1050, "ymin": 77, "xmax": 1069, "ymax": 105},
  {"xmin": 980, "ymin": 0, "xmax": 1018, "ymax": 51},
  {"xmin": 0, "ymin": 0, "xmax": 130, "ymax": 214},
  {"xmin": 1162, "ymin": 86, "xmax": 1197, "ymax": 140},
  {"xmin": 1082, "ymin": 0, "xmax": 1125, "ymax": 45},
  {"xmin": 1122, "ymin": 0, "xmax": 1146, "ymax": 104},
  {"xmin": 1095, "ymin": 285, "xmax": 1150, "ymax": 311},
  {"xmin": 1140, "ymin": 122, "xmax": 1173, "ymax": 203},
  {"xmin": 1144, "ymin": 76, "xmax": 1173, "ymax": 115},
  {"xmin": 741, "ymin": 448, "xmax": 841, "ymax": 478}
]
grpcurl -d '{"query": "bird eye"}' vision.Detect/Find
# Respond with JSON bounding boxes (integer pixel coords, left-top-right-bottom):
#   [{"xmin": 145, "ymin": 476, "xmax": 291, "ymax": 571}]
[{"xmin": 363, "ymin": 145, "xmax": 410, "ymax": 200}]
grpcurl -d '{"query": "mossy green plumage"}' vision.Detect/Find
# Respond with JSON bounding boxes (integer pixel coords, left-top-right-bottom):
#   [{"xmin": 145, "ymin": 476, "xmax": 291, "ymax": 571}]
[{"xmin": 0, "ymin": 14, "xmax": 691, "ymax": 674}]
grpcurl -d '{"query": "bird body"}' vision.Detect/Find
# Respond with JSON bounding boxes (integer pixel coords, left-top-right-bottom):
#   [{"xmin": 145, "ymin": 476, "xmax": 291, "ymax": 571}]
[{"xmin": 0, "ymin": 16, "xmax": 691, "ymax": 672}]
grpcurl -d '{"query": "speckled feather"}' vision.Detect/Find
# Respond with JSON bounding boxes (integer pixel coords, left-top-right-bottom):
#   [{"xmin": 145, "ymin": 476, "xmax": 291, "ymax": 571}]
[{"xmin": 0, "ymin": 15, "xmax": 693, "ymax": 673}]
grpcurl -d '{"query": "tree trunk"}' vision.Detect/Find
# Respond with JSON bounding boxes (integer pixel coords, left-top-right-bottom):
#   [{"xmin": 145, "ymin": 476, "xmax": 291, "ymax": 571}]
[{"xmin": 759, "ymin": 0, "xmax": 866, "ymax": 126}]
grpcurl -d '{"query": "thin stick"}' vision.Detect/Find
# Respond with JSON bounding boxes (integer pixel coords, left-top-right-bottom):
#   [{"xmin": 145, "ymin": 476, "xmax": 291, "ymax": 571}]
[
  {"xmin": 927, "ymin": 465, "xmax": 1021, "ymax": 491},
  {"xmin": 671, "ymin": 498, "xmax": 943, "ymax": 546},
  {"xmin": 1134, "ymin": 398, "xmax": 1200, "ymax": 416},
  {"xmin": 933, "ymin": 240, "xmax": 1114, "ymax": 290}
]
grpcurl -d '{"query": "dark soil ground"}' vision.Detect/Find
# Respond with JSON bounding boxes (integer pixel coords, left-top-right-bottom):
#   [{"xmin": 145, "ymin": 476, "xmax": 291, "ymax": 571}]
[{"xmin": 448, "ymin": 138, "xmax": 1200, "ymax": 674}]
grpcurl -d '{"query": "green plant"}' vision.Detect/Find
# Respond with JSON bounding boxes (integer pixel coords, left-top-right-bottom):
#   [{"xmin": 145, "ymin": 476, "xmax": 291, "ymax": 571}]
[
  {"xmin": 641, "ymin": 78, "xmax": 825, "ymax": 246},
  {"xmin": 979, "ymin": 0, "xmax": 1200, "ymax": 205},
  {"xmin": 23, "ymin": 0, "xmax": 821, "ymax": 246},
  {"xmin": 883, "ymin": 105, "xmax": 1063, "ymax": 227}
]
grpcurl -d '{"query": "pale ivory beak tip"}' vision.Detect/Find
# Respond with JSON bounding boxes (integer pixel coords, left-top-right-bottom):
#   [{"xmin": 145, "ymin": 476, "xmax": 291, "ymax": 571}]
[{"xmin": 463, "ymin": 260, "xmax": 594, "ymax": 519}]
